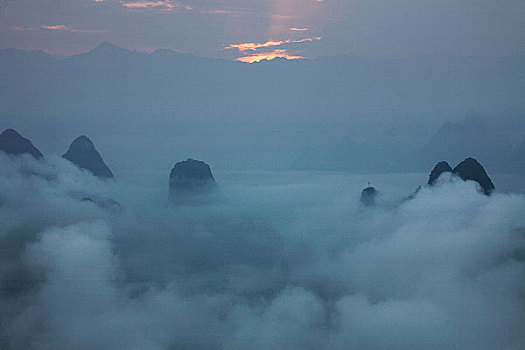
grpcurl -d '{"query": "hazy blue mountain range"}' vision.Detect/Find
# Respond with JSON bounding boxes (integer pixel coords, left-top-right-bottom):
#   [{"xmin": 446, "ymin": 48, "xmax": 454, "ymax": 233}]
[
  {"xmin": 294, "ymin": 110, "xmax": 523, "ymax": 173},
  {"xmin": 2, "ymin": 42, "xmax": 524, "ymax": 120},
  {"xmin": 1, "ymin": 42, "xmax": 524, "ymax": 174}
]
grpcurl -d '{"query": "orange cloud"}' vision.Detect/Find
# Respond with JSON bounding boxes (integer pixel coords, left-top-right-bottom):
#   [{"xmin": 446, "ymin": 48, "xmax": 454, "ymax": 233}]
[
  {"xmin": 41, "ymin": 25, "xmax": 70, "ymax": 31},
  {"xmin": 289, "ymin": 27, "xmax": 308, "ymax": 31},
  {"xmin": 226, "ymin": 36, "xmax": 321, "ymax": 63},
  {"xmin": 225, "ymin": 37, "xmax": 321, "ymax": 52},
  {"xmin": 235, "ymin": 49, "xmax": 305, "ymax": 63}
]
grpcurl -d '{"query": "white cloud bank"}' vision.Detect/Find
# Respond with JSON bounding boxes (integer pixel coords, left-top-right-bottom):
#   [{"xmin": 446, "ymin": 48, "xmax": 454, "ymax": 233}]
[{"xmin": 0, "ymin": 154, "xmax": 524, "ymax": 350}]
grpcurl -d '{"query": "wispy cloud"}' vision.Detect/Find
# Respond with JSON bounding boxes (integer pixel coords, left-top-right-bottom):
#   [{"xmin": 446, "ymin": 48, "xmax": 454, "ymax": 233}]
[
  {"xmin": 120, "ymin": 0, "xmax": 177, "ymax": 10},
  {"xmin": 41, "ymin": 25, "xmax": 108, "ymax": 33},
  {"xmin": 41, "ymin": 25, "xmax": 71, "ymax": 31},
  {"xmin": 200, "ymin": 9, "xmax": 234, "ymax": 15},
  {"xmin": 13, "ymin": 26, "xmax": 32, "ymax": 31},
  {"xmin": 289, "ymin": 27, "xmax": 308, "ymax": 31},
  {"xmin": 225, "ymin": 37, "xmax": 321, "ymax": 52}
]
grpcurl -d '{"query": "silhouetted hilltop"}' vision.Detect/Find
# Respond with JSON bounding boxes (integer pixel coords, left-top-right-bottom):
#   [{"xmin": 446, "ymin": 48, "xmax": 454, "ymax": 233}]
[
  {"xmin": 427, "ymin": 161, "xmax": 452, "ymax": 185},
  {"xmin": 426, "ymin": 157, "xmax": 495, "ymax": 195},
  {"xmin": 452, "ymin": 158, "xmax": 495, "ymax": 195},
  {"xmin": 360, "ymin": 186, "xmax": 379, "ymax": 206},
  {"xmin": 63, "ymin": 135, "xmax": 114, "ymax": 178},
  {"xmin": 0, "ymin": 128, "xmax": 43, "ymax": 159},
  {"xmin": 169, "ymin": 159, "xmax": 217, "ymax": 204}
]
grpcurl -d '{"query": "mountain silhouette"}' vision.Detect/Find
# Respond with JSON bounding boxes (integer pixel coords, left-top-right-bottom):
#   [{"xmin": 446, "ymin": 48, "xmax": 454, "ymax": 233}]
[
  {"xmin": 427, "ymin": 157, "xmax": 495, "ymax": 195},
  {"xmin": 169, "ymin": 158, "xmax": 217, "ymax": 204},
  {"xmin": 0, "ymin": 128, "xmax": 43, "ymax": 159},
  {"xmin": 360, "ymin": 186, "xmax": 379, "ymax": 206},
  {"xmin": 418, "ymin": 111, "xmax": 513, "ymax": 171},
  {"xmin": 427, "ymin": 161, "xmax": 453, "ymax": 185},
  {"xmin": 452, "ymin": 157, "xmax": 495, "ymax": 195},
  {"xmin": 63, "ymin": 135, "xmax": 113, "ymax": 178}
]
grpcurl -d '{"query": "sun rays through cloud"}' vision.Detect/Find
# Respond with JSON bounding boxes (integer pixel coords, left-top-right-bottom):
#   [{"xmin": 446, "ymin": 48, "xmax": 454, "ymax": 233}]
[{"xmin": 220, "ymin": 0, "xmax": 327, "ymax": 62}]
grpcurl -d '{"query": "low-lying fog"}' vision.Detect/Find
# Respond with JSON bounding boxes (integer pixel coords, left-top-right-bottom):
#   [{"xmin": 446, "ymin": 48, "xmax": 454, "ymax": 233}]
[{"xmin": 1, "ymin": 153, "xmax": 524, "ymax": 350}]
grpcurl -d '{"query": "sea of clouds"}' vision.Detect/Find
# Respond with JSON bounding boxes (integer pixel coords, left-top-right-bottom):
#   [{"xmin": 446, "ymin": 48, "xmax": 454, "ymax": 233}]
[{"xmin": 1, "ymin": 154, "xmax": 524, "ymax": 350}]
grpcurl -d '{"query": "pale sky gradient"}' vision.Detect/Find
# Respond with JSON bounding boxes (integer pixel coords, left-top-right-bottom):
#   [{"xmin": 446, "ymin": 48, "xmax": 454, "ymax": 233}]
[{"xmin": 0, "ymin": 0, "xmax": 524, "ymax": 59}]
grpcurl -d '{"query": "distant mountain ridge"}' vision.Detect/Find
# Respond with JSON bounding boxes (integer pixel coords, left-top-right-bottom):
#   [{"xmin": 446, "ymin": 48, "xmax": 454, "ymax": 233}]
[
  {"xmin": 1, "ymin": 43, "xmax": 523, "ymax": 123},
  {"xmin": 1, "ymin": 43, "xmax": 524, "ymax": 173},
  {"xmin": 416, "ymin": 111, "xmax": 514, "ymax": 172}
]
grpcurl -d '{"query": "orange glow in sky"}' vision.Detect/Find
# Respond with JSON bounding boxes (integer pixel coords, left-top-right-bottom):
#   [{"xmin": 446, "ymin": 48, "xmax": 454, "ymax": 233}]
[
  {"xmin": 235, "ymin": 49, "xmax": 305, "ymax": 63},
  {"xmin": 226, "ymin": 36, "xmax": 320, "ymax": 62}
]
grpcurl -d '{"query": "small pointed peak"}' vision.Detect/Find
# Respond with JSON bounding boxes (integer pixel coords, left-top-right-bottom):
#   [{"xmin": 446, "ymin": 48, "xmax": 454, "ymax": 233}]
[
  {"xmin": 88, "ymin": 42, "xmax": 129, "ymax": 56},
  {"xmin": 96, "ymin": 41, "xmax": 121, "ymax": 50},
  {"xmin": 63, "ymin": 135, "xmax": 113, "ymax": 178}
]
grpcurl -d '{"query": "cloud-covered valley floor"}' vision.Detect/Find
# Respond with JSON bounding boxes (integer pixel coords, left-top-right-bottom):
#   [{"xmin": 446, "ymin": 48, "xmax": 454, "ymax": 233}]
[{"xmin": 1, "ymin": 155, "xmax": 524, "ymax": 350}]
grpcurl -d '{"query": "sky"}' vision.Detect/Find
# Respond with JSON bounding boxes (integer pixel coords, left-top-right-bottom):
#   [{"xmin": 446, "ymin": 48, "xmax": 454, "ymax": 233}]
[{"xmin": 1, "ymin": 0, "xmax": 524, "ymax": 60}]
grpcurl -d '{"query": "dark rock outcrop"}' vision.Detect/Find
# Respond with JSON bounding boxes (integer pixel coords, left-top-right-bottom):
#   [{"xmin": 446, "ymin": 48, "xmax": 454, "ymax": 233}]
[
  {"xmin": 63, "ymin": 136, "xmax": 113, "ymax": 178},
  {"xmin": 169, "ymin": 158, "xmax": 217, "ymax": 204},
  {"xmin": 427, "ymin": 161, "xmax": 452, "ymax": 185},
  {"xmin": 426, "ymin": 157, "xmax": 495, "ymax": 195},
  {"xmin": 0, "ymin": 128, "xmax": 43, "ymax": 159},
  {"xmin": 360, "ymin": 186, "xmax": 379, "ymax": 206},
  {"xmin": 452, "ymin": 157, "xmax": 495, "ymax": 195}
]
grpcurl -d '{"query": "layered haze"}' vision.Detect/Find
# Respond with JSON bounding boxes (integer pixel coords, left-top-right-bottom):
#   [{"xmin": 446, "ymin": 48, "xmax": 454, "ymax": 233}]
[{"xmin": 1, "ymin": 44, "xmax": 525, "ymax": 175}]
